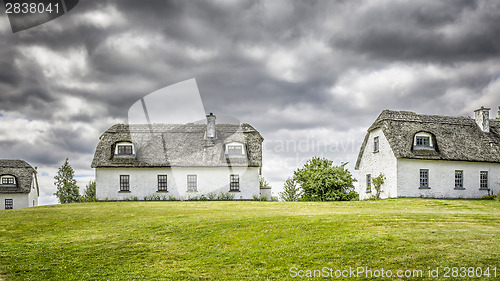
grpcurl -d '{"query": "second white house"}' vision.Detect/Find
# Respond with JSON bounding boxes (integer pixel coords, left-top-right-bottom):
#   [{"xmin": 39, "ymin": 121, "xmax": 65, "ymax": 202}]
[{"xmin": 356, "ymin": 107, "xmax": 500, "ymax": 199}]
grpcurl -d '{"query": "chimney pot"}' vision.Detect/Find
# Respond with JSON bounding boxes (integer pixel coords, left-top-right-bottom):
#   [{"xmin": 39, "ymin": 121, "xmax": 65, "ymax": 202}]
[
  {"xmin": 206, "ymin": 113, "xmax": 216, "ymax": 140},
  {"xmin": 474, "ymin": 106, "xmax": 490, "ymax": 133}
]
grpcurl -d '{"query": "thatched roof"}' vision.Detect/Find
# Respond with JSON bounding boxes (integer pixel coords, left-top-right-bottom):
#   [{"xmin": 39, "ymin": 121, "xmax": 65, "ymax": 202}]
[
  {"xmin": 0, "ymin": 159, "xmax": 37, "ymax": 194},
  {"xmin": 355, "ymin": 110, "xmax": 500, "ymax": 169},
  {"xmin": 91, "ymin": 123, "xmax": 264, "ymax": 168}
]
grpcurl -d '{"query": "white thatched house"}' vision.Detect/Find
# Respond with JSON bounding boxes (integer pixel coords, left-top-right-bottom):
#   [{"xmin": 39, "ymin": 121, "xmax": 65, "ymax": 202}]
[
  {"xmin": 0, "ymin": 160, "xmax": 39, "ymax": 209},
  {"xmin": 356, "ymin": 107, "xmax": 500, "ymax": 199},
  {"xmin": 91, "ymin": 113, "xmax": 268, "ymax": 200}
]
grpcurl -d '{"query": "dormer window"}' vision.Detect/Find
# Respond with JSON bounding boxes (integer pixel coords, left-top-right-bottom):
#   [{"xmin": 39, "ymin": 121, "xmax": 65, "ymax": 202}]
[
  {"xmin": 225, "ymin": 142, "xmax": 246, "ymax": 157},
  {"xmin": 0, "ymin": 175, "xmax": 16, "ymax": 186},
  {"xmin": 413, "ymin": 132, "xmax": 434, "ymax": 150},
  {"xmin": 118, "ymin": 145, "xmax": 133, "ymax": 155},
  {"xmin": 416, "ymin": 136, "xmax": 430, "ymax": 147},
  {"xmin": 114, "ymin": 142, "xmax": 135, "ymax": 158}
]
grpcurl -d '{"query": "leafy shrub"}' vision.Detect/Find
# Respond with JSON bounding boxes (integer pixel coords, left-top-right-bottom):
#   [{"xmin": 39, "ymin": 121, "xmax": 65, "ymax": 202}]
[
  {"xmin": 370, "ymin": 173, "xmax": 386, "ymax": 199},
  {"xmin": 294, "ymin": 157, "xmax": 358, "ymax": 201},
  {"xmin": 217, "ymin": 192, "xmax": 234, "ymax": 201},
  {"xmin": 279, "ymin": 177, "xmax": 301, "ymax": 201},
  {"xmin": 207, "ymin": 192, "xmax": 217, "ymax": 200}
]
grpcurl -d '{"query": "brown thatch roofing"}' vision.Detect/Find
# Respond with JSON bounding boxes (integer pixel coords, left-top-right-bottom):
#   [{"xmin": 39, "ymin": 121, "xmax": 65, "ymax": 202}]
[
  {"xmin": 0, "ymin": 159, "xmax": 37, "ymax": 194},
  {"xmin": 91, "ymin": 123, "xmax": 264, "ymax": 168},
  {"xmin": 355, "ymin": 110, "xmax": 500, "ymax": 169}
]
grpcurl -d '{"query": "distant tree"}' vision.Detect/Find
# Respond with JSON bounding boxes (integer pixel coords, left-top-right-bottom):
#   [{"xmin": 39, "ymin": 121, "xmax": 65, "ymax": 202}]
[
  {"xmin": 293, "ymin": 157, "xmax": 358, "ymax": 201},
  {"xmin": 279, "ymin": 177, "xmax": 302, "ymax": 201},
  {"xmin": 54, "ymin": 158, "xmax": 80, "ymax": 204},
  {"xmin": 497, "ymin": 106, "xmax": 500, "ymax": 120},
  {"xmin": 371, "ymin": 173, "xmax": 386, "ymax": 200},
  {"xmin": 80, "ymin": 180, "xmax": 96, "ymax": 202}
]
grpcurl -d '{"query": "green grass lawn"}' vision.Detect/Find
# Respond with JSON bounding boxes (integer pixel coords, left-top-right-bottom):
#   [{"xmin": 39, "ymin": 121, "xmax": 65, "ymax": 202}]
[{"xmin": 0, "ymin": 199, "xmax": 498, "ymax": 280}]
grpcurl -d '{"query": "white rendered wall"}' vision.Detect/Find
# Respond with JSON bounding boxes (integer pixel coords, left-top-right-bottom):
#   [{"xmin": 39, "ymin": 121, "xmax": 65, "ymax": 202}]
[
  {"xmin": 96, "ymin": 167, "xmax": 261, "ymax": 200},
  {"xmin": 357, "ymin": 128, "xmax": 398, "ymax": 200},
  {"xmin": 397, "ymin": 159, "xmax": 500, "ymax": 198},
  {"xmin": 27, "ymin": 183, "xmax": 38, "ymax": 207},
  {"xmin": 28, "ymin": 173, "xmax": 38, "ymax": 207},
  {"xmin": 259, "ymin": 187, "xmax": 272, "ymax": 200},
  {"xmin": 0, "ymin": 193, "xmax": 29, "ymax": 210}
]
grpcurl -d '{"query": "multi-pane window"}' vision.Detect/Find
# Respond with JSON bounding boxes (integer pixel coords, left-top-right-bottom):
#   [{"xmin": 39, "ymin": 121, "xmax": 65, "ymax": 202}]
[
  {"xmin": 480, "ymin": 171, "xmax": 488, "ymax": 189},
  {"xmin": 230, "ymin": 174, "xmax": 240, "ymax": 191},
  {"xmin": 117, "ymin": 145, "xmax": 133, "ymax": 155},
  {"xmin": 157, "ymin": 175, "xmax": 168, "ymax": 191},
  {"xmin": 5, "ymin": 199, "xmax": 13, "ymax": 209},
  {"xmin": 1, "ymin": 177, "xmax": 15, "ymax": 185},
  {"xmin": 420, "ymin": 169, "xmax": 429, "ymax": 188},
  {"xmin": 228, "ymin": 145, "xmax": 243, "ymax": 155},
  {"xmin": 120, "ymin": 175, "xmax": 130, "ymax": 191},
  {"xmin": 366, "ymin": 174, "xmax": 371, "ymax": 192},
  {"xmin": 373, "ymin": 137, "xmax": 379, "ymax": 152},
  {"xmin": 187, "ymin": 175, "xmax": 197, "ymax": 191},
  {"xmin": 416, "ymin": 136, "xmax": 430, "ymax": 147},
  {"xmin": 455, "ymin": 170, "xmax": 464, "ymax": 189}
]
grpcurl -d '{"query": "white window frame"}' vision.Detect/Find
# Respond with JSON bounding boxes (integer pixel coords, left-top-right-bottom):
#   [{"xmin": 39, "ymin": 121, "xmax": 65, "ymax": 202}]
[
  {"xmin": 5, "ymin": 199, "xmax": 13, "ymax": 209},
  {"xmin": 114, "ymin": 142, "xmax": 135, "ymax": 156},
  {"xmin": 373, "ymin": 136, "xmax": 379, "ymax": 152},
  {"xmin": 0, "ymin": 175, "xmax": 16, "ymax": 185},
  {"xmin": 157, "ymin": 175, "xmax": 168, "ymax": 192},
  {"xmin": 414, "ymin": 132, "xmax": 433, "ymax": 148},
  {"xmin": 480, "ymin": 171, "xmax": 488, "ymax": 190},
  {"xmin": 120, "ymin": 175, "xmax": 130, "ymax": 192},
  {"xmin": 225, "ymin": 142, "xmax": 246, "ymax": 156},
  {"xmin": 187, "ymin": 175, "xmax": 197, "ymax": 192},
  {"xmin": 455, "ymin": 170, "xmax": 464, "ymax": 189},
  {"xmin": 230, "ymin": 174, "xmax": 240, "ymax": 191},
  {"xmin": 419, "ymin": 169, "xmax": 429, "ymax": 188}
]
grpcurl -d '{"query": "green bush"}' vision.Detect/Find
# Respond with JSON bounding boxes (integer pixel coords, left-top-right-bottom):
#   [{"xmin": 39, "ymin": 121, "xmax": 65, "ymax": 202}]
[
  {"xmin": 252, "ymin": 195, "xmax": 268, "ymax": 201},
  {"xmin": 293, "ymin": 157, "xmax": 358, "ymax": 201},
  {"xmin": 207, "ymin": 192, "xmax": 217, "ymax": 200},
  {"xmin": 279, "ymin": 177, "xmax": 301, "ymax": 201},
  {"xmin": 217, "ymin": 192, "xmax": 234, "ymax": 201}
]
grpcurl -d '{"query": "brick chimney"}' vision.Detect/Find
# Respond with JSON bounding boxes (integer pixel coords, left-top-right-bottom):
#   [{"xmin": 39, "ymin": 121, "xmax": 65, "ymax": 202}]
[
  {"xmin": 474, "ymin": 106, "xmax": 490, "ymax": 133},
  {"xmin": 206, "ymin": 113, "xmax": 216, "ymax": 140}
]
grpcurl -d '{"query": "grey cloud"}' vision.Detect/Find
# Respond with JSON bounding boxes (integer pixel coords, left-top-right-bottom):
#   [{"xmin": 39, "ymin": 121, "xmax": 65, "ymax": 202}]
[{"xmin": 331, "ymin": 0, "xmax": 500, "ymax": 63}]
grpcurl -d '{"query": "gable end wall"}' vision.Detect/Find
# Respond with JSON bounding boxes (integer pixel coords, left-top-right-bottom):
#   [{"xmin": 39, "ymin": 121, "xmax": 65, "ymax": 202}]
[{"xmin": 357, "ymin": 128, "xmax": 398, "ymax": 200}]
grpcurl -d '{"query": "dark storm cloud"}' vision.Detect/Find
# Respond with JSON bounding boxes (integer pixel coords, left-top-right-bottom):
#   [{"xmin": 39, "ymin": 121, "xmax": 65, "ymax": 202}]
[{"xmin": 332, "ymin": 0, "xmax": 500, "ymax": 63}]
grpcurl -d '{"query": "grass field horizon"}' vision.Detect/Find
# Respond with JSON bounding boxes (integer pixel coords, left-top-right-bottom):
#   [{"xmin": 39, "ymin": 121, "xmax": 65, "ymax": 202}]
[{"xmin": 0, "ymin": 199, "xmax": 498, "ymax": 280}]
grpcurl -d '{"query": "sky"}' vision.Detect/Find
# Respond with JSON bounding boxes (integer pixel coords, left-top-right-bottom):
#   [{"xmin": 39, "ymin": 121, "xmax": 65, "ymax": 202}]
[{"xmin": 1, "ymin": 0, "xmax": 500, "ymax": 205}]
